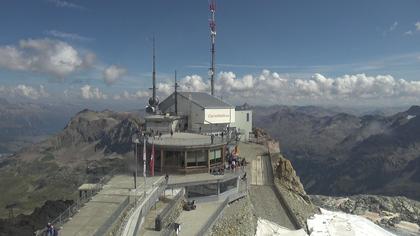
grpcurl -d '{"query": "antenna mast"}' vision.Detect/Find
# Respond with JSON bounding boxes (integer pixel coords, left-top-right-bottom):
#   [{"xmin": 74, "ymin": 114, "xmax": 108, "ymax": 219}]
[
  {"xmin": 152, "ymin": 36, "xmax": 156, "ymax": 104},
  {"xmin": 174, "ymin": 70, "xmax": 179, "ymax": 115},
  {"xmin": 146, "ymin": 36, "xmax": 159, "ymax": 114},
  {"xmin": 209, "ymin": 0, "xmax": 216, "ymax": 96}
]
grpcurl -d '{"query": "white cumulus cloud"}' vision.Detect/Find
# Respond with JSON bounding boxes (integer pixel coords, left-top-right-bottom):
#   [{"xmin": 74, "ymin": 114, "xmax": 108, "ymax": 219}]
[
  {"xmin": 0, "ymin": 84, "xmax": 49, "ymax": 100},
  {"xmin": 113, "ymin": 90, "xmax": 149, "ymax": 100},
  {"xmin": 154, "ymin": 70, "xmax": 420, "ymax": 105},
  {"xmin": 103, "ymin": 65, "xmax": 127, "ymax": 85},
  {"xmin": 0, "ymin": 38, "xmax": 92, "ymax": 78},
  {"xmin": 80, "ymin": 85, "xmax": 107, "ymax": 100}
]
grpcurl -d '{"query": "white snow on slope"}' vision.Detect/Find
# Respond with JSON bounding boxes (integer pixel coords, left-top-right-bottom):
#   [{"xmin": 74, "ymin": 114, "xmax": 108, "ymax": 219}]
[
  {"xmin": 307, "ymin": 208, "xmax": 396, "ymax": 236},
  {"xmin": 255, "ymin": 218, "xmax": 307, "ymax": 236}
]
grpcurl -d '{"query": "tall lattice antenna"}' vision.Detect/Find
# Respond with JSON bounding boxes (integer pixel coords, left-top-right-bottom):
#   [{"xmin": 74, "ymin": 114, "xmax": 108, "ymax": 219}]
[
  {"xmin": 174, "ymin": 70, "xmax": 179, "ymax": 115},
  {"xmin": 152, "ymin": 35, "xmax": 156, "ymax": 104},
  {"xmin": 146, "ymin": 36, "xmax": 159, "ymax": 114},
  {"xmin": 209, "ymin": 0, "xmax": 216, "ymax": 96}
]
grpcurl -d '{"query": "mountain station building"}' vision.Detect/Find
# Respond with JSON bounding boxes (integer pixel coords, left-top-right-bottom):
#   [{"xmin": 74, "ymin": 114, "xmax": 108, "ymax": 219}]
[{"xmin": 142, "ymin": 92, "xmax": 253, "ymax": 174}]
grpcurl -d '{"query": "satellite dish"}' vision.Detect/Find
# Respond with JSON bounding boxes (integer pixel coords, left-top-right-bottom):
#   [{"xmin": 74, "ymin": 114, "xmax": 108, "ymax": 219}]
[
  {"xmin": 148, "ymin": 97, "xmax": 159, "ymax": 107},
  {"xmin": 208, "ymin": 70, "xmax": 214, "ymax": 76},
  {"xmin": 146, "ymin": 105, "xmax": 155, "ymax": 114}
]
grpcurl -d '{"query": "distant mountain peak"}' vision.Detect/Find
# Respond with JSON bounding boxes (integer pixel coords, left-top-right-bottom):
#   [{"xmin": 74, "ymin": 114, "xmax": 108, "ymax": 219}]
[{"xmin": 406, "ymin": 105, "xmax": 420, "ymax": 116}]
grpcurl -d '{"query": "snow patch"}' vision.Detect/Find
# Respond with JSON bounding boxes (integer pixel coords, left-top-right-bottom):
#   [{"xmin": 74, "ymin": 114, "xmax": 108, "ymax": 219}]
[
  {"xmin": 307, "ymin": 208, "xmax": 396, "ymax": 236},
  {"xmin": 255, "ymin": 218, "xmax": 307, "ymax": 236},
  {"xmin": 407, "ymin": 115, "xmax": 416, "ymax": 120}
]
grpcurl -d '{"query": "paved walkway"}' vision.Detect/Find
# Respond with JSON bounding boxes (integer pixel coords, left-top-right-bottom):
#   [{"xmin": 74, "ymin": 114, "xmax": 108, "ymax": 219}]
[
  {"xmin": 240, "ymin": 142, "xmax": 296, "ymax": 230},
  {"xmin": 177, "ymin": 200, "xmax": 223, "ymax": 236},
  {"xmin": 60, "ymin": 175, "xmax": 161, "ymax": 236},
  {"xmin": 139, "ymin": 189, "xmax": 182, "ymax": 236}
]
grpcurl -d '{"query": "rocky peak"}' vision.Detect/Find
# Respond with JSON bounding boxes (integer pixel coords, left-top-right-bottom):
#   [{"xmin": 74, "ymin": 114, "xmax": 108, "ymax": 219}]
[
  {"xmin": 275, "ymin": 155, "xmax": 307, "ymax": 198},
  {"xmin": 406, "ymin": 105, "xmax": 420, "ymax": 116}
]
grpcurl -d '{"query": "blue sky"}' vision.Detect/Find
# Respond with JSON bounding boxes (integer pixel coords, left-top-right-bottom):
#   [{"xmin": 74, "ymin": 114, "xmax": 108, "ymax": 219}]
[{"xmin": 1, "ymin": 0, "xmax": 420, "ymax": 108}]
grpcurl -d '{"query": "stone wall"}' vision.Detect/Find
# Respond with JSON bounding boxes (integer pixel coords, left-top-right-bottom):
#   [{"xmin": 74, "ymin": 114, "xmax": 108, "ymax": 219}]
[{"xmin": 156, "ymin": 191, "xmax": 185, "ymax": 231}]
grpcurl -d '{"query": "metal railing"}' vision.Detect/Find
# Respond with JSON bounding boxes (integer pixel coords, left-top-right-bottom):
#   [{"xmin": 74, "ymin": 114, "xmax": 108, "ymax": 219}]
[
  {"xmin": 93, "ymin": 196, "xmax": 130, "ymax": 236},
  {"xmin": 119, "ymin": 176, "xmax": 167, "ymax": 236},
  {"xmin": 196, "ymin": 177, "xmax": 248, "ymax": 236},
  {"xmin": 197, "ymin": 197, "xmax": 229, "ymax": 236},
  {"xmin": 34, "ymin": 170, "xmax": 117, "ymax": 236},
  {"xmin": 156, "ymin": 188, "xmax": 185, "ymax": 232}
]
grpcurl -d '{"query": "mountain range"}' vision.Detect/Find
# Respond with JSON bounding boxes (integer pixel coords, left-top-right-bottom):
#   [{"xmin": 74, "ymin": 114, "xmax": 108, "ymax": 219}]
[{"xmin": 254, "ymin": 105, "xmax": 420, "ymax": 201}]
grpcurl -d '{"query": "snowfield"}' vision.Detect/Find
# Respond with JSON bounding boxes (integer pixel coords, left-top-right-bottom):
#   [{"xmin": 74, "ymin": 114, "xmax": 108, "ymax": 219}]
[
  {"xmin": 307, "ymin": 208, "xmax": 396, "ymax": 236},
  {"xmin": 255, "ymin": 208, "xmax": 397, "ymax": 236}
]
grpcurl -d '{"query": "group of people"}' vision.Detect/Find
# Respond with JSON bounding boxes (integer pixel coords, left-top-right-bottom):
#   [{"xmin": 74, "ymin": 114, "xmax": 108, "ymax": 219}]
[
  {"xmin": 148, "ymin": 129, "xmax": 163, "ymax": 139},
  {"xmin": 46, "ymin": 222, "xmax": 58, "ymax": 236},
  {"xmin": 148, "ymin": 128, "xmax": 176, "ymax": 139},
  {"xmin": 227, "ymin": 154, "xmax": 246, "ymax": 171}
]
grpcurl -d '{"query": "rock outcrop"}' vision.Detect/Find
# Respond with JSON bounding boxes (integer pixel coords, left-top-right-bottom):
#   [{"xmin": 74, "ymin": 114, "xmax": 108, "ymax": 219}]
[{"xmin": 275, "ymin": 155, "xmax": 306, "ymax": 199}]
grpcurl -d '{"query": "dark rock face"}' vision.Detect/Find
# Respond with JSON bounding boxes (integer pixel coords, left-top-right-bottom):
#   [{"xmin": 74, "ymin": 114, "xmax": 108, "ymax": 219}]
[
  {"xmin": 0, "ymin": 109, "xmax": 143, "ymax": 220},
  {"xmin": 255, "ymin": 105, "xmax": 420, "ymax": 200},
  {"xmin": 0, "ymin": 200, "xmax": 73, "ymax": 236},
  {"xmin": 96, "ymin": 117, "xmax": 143, "ymax": 154}
]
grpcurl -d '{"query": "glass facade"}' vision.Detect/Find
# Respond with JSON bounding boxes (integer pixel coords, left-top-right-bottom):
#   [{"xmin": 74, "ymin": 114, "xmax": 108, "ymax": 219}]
[
  {"xmin": 220, "ymin": 178, "xmax": 237, "ymax": 193},
  {"xmin": 186, "ymin": 150, "xmax": 207, "ymax": 167},
  {"xmin": 209, "ymin": 149, "xmax": 222, "ymax": 165},
  {"xmin": 186, "ymin": 183, "xmax": 218, "ymax": 198}
]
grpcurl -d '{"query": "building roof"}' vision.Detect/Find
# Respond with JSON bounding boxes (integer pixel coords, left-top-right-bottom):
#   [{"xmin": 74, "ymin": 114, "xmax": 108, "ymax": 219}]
[
  {"xmin": 147, "ymin": 132, "xmax": 226, "ymax": 148},
  {"xmin": 145, "ymin": 114, "xmax": 182, "ymax": 121},
  {"xmin": 159, "ymin": 92, "xmax": 233, "ymax": 112}
]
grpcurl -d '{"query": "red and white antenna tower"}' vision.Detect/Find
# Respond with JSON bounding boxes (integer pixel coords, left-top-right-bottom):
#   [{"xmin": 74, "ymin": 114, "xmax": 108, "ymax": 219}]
[{"xmin": 209, "ymin": 0, "xmax": 216, "ymax": 96}]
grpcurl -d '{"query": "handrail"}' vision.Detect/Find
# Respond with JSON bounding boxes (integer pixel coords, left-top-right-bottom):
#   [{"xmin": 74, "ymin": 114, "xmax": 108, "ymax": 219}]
[
  {"xmin": 34, "ymin": 169, "xmax": 117, "ymax": 236},
  {"xmin": 197, "ymin": 197, "xmax": 229, "ymax": 236}
]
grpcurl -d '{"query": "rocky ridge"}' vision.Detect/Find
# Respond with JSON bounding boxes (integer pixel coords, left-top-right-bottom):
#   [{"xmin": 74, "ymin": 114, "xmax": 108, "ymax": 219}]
[
  {"xmin": 255, "ymin": 105, "xmax": 420, "ymax": 200},
  {"xmin": 0, "ymin": 109, "xmax": 143, "ymax": 221}
]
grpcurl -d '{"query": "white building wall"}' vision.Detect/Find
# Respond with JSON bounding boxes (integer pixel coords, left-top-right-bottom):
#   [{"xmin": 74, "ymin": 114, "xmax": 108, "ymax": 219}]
[
  {"xmin": 231, "ymin": 110, "xmax": 252, "ymax": 141},
  {"xmin": 161, "ymin": 94, "xmax": 235, "ymax": 133}
]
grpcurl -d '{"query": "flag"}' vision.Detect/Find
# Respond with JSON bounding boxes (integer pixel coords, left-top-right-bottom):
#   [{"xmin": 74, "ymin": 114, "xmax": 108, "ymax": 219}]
[
  {"xmin": 150, "ymin": 144, "xmax": 155, "ymax": 176},
  {"xmin": 143, "ymin": 138, "xmax": 146, "ymax": 178},
  {"xmin": 233, "ymin": 145, "xmax": 239, "ymax": 156}
]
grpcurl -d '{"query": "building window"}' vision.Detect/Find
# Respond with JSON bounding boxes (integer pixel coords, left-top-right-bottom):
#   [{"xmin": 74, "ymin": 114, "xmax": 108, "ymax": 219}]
[
  {"xmin": 187, "ymin": 150, "xmax": 206, "ymax": 167},
  {"xmin": 210, "ymin": 149, "xmax": 222, "ymax": 165},
  {"xmin": 246, "ymin": 113, "xmax": 250, "ymax": 122}
]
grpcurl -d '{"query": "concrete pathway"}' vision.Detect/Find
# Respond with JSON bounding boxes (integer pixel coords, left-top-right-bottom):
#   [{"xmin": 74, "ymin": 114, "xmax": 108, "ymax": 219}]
[
  {"xmin": 60, "ymin": 175, "xmax": 161, "ymax": 236},
  {"xmin": 240, "ymin": 142, "xmax": 297, "ymax": 230},
  {"xmin": 176, "ymin": 201, "xmax": 223, "ymax": 236}
]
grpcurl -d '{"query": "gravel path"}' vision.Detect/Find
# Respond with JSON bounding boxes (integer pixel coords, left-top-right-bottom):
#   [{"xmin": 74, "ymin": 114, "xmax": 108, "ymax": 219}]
[
  {"xmin": 249, "ymin": 185, "xmax": 295, "ymax": 229},
  {"xmin": 210, "ymin": 196, "xmax": 257, "ymax": 236}
]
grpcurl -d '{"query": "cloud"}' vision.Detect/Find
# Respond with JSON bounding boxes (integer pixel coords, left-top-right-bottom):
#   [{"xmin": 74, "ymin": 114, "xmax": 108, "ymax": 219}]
[
  {"xmin": 389, "ymin": 21, "xmax": 398, "ymax": 32},
  {"xmin": 45, "ymin": 30, "xmax": 93, "ymax": 42},
  {"xmin": 80, "ymin": 85, "xmax": 107, "ymax": 100},
  {"xmin": 0, "ymin": 84, "xmax": 49, "ymax": 100},
  {"xmin": 113, "ymin": 90, "xmax": 149, "ymax": 100},
  {"xmin": 416, "ymin": 22, "xmax": 420, "ymax": 31},
  {"xmin": 46, "ymin": 0, "xmax": 84, "ymax": 10},
  {"xmin": 0, "ymin": 38, "xmax": 93, "ymax": 78},
  {"xmin": 154, "ymin": 70, "xmax": 420, "ymax": 105},
  {"xmin": 405, "ymin": 30, "xmax": 413, "ymax": 36},
  {"xmin": 103, "ymin": 65, "xmax": 127, "ymax": 85}
]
